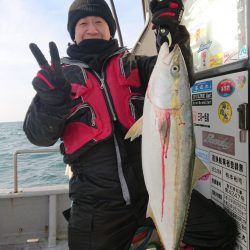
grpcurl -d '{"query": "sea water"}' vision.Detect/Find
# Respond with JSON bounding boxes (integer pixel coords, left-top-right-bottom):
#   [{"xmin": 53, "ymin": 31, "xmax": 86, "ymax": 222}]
[{"xmin": 0, "ymin": 121, "xmax": 68, "ymax": 190}]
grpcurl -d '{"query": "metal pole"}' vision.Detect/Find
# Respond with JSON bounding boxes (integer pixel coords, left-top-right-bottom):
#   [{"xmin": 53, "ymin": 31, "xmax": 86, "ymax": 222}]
[
  {"xmin": 48, "ymin": 194, "xmax": 57, "ymax": 248},
  {"xmin": 13, "ymin": 152, "xmax": 18, "ymax": 193},
  {"xmin": 109, "ymin": 0, "xmax": 124, "ymax": 47}
]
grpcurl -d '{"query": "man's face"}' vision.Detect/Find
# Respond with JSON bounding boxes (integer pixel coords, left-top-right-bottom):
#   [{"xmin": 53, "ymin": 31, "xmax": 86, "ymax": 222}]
[{"xmin": 74, "ymin": 16, "xmax": 111, "ymax": 44}]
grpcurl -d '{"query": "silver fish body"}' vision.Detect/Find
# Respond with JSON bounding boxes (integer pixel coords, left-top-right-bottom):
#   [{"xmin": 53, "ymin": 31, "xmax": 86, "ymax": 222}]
[{"xmin": 126, "ymin": 42, "xmax": 208, "ymax": 249}]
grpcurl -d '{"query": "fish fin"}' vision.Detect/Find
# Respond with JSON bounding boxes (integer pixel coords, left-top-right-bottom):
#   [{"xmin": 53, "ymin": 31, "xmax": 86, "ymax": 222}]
[
  {"xmin": 124, "ymin": 116, "xmax": 143, "ymax": 141},
  {"xmin": 146, "ymin": 204, "xmax": 154, "ymax": 219},
  {"xmin": 65, "ymin": 164, "xmax": 73, "ymax": 179},
  {"xmin": 191, "ymin": 156, "xmax": 210, "ymax": 188}
]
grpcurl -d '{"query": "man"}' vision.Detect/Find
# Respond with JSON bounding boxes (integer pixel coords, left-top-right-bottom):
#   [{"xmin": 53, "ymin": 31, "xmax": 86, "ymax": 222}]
[{"xmin": 24, "ymin": 0, "xmax": 237, "ymax": 249}]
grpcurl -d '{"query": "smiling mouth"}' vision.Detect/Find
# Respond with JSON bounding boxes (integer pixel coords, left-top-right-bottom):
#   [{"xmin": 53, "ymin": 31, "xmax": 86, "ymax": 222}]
[{"xmin": 84, "ymin": 35, "xmax": 102, "ymax": 39}]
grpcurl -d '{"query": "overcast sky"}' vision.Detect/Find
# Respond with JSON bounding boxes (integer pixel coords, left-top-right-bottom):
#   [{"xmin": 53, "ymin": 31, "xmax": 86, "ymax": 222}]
[{"xmin": 0, "ymin": 0, "xmax": 144, "ymax": 122}]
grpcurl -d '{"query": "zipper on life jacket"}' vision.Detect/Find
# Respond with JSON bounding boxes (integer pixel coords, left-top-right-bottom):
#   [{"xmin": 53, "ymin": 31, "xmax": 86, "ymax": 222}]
[
  {"xmin": 129, "ymin": 96, "xmax": 145, "ymax": 120},
  {"xmin": 93, "ymin": 47, "xmax": 126, "ymax": 122},
  {"xmin": 98, "ymin": 75, "xmax": 117, "ymax": 121},
  {"xmin": 97, "ymin": 48, "xmax": 131, "ymax": 205},
  {"xmin": 68, "ymin": 103, "xmax": 96, "ymax": 127}
]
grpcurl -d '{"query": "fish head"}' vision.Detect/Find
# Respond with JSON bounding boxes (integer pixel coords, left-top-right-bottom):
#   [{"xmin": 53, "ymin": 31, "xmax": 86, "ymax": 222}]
[{"xmin": 147, "ymin": 42, "xmax": 190, "ymax": 110}]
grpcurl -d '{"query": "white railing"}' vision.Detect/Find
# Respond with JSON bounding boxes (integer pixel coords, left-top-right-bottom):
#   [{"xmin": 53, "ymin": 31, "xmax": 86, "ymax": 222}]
[{"xmin": 13, "ymin": 148, "xmax": 60, "ymax": 193}]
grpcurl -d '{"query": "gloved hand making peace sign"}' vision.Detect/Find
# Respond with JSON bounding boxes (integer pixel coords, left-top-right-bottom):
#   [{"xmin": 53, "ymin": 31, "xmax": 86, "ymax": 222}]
[{"xmin": 29, "ymin": 42, "xmax": 71, "ymax": 106}]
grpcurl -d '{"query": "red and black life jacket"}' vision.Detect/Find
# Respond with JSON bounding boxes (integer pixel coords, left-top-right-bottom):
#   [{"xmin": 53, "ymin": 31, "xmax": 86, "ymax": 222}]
[{"xmin": 61, "ymin": 50, "xmax": 145, "ymax": 162}]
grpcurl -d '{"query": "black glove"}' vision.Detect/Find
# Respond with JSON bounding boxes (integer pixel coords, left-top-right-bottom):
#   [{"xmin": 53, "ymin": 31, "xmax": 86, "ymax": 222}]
[
  {"xmin": 29, "ymin": 42, "xmax": 71, "ymax": 106},
  {"xmin": 150, "ymin": 0, "xmax": 184, "ymax": 33}
]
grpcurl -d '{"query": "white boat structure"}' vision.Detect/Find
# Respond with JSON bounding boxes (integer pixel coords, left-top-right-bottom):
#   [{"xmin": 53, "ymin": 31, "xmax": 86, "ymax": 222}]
[{"xmin": 0, "ymin": 149, "xmax": 69, "ymax": 250}]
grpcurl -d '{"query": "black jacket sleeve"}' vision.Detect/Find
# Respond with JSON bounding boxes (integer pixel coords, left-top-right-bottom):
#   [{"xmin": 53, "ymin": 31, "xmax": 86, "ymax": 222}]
[{"xmin": 23, "ymin": 95, "xmax": 69, "ymax": 147}]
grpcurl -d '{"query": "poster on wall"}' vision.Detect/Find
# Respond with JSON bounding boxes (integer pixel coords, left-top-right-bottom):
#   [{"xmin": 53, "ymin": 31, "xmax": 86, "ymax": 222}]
[
  {"xmin": 182, "ymin": 0, "xmax": 247, "ymax": 73},
  {"xmin": 192, "ymin": 71, "xmax": 248, "ymax": 250}
]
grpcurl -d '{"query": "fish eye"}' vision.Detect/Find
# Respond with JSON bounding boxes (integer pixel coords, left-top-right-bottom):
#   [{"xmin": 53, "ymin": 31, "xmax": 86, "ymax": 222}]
[{"xmin": 171, "ymin": 64, "xmax": 180, "ymax": 74}]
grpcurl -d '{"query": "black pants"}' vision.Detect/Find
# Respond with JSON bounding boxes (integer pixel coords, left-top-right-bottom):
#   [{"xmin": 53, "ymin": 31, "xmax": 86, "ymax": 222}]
[
  {"xmin": 68, "ymin": 195, "xmax": 148, "ymax": 250},
  {"xmin": 67, "ymin": 190, "xmax": 237, "ymax": 250},
  {"xmin": 183, "ymin": 190, "xmax": 238, "ymax": 250}
]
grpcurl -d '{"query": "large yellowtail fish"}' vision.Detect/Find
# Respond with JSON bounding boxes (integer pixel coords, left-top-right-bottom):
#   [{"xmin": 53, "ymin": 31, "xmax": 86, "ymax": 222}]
[{"xmin": 125, "ymin": 42, "xmax": 209, "ymax": 250}]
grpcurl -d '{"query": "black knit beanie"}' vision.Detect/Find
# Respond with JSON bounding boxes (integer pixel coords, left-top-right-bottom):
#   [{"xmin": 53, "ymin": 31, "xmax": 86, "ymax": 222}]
[{"xmin": 67, "ymin": 0, "xmax": 117, "ymax": 40}]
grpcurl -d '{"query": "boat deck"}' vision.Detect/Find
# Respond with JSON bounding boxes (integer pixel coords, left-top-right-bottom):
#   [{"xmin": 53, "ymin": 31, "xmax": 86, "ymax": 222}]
[
  {"xmin": 0, "ymin": 185, "xmax": 70, "ymax": 250},
  {"xmin": 0, "ymin": 240, "xmax": 68, "ymax": 250}
]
